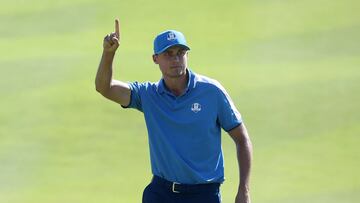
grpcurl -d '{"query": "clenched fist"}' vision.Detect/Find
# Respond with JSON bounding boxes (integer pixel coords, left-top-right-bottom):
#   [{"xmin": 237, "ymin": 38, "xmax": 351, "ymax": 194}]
[{"xmin": 103, "ymin": 19, "xmax": 120, "ymax": 53}]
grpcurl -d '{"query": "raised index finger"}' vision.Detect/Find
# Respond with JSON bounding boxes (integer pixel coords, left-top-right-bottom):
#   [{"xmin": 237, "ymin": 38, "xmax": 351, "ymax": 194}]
[{"xmin": 115, "ymin": 19, "xmax": 120, "ymax": 38}]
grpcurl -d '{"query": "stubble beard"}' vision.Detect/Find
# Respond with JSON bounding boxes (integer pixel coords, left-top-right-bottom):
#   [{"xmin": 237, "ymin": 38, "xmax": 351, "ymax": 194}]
[{"xmin": 166, "ymin": 66, "xmax": 186, "ymax": 79}]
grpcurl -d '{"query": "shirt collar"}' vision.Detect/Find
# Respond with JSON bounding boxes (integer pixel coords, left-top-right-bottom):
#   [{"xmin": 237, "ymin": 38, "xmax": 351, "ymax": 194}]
[{"xmin": 157, "ymin": 68, "xmax": 195, "ymax": 95}]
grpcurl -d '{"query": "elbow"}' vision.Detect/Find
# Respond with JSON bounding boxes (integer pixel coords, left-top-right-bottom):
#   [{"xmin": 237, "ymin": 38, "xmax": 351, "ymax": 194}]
[
  {"xmin": 238, "ymin": 137, "xmax": 253, "ymax": 157},
  {"xmin": 95, "ymin": 87, "xmax": 108, "ymax": 97},
  {"xmin": 95, "ymin": 81, "xmax": 108, "ymax": 96},
  {"xmin": 95, "ymin": 84, "xmax": 103, "ymax": 94},
  {"xmin": 238, "ymin": 135, "xmax": 252, "ymax": 148},
  {"xmin": 234, "ymin": 133, "xmax": 252, "ymax": 152},
  {"xmin": 95, "ymin": 81, "xmax": 102, "ymax": 93}
]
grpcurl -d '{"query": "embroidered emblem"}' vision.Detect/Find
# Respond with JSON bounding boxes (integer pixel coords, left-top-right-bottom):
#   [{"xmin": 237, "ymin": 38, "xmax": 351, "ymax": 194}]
[
  {"xmin": 167, "ymin": 32, "xmax": 176, "ymax": 41},
  {"xmin": 191, "ymin": 103, "xmax": 202, "ymax": 113}
]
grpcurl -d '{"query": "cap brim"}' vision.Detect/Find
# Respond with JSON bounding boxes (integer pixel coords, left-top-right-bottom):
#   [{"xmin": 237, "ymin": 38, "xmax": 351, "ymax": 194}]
[{"xmin": 155, "ymin": 44, "xmax": 190, "ymax": 55}]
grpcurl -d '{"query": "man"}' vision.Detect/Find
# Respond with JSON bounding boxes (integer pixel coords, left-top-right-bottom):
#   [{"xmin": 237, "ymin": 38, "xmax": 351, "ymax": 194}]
[{"xmin": 95, "ymin": 19, "xmax": 253, "ymax": 203}]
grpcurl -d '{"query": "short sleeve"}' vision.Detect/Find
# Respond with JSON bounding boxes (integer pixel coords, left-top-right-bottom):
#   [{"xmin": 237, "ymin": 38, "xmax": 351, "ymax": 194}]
[
  {"xmin": 121, "ymin": 81, "xmax": 143, "ymax": 112},
  {"xmin": 216, "ymin": 85, "xmax": 242, "ymax": 132}
]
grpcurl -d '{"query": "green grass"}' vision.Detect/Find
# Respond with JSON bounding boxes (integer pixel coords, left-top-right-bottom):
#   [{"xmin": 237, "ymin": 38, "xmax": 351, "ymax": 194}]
[{"xmin": 1, "ymin": 0, "xmax": 359, "ymax": 202}]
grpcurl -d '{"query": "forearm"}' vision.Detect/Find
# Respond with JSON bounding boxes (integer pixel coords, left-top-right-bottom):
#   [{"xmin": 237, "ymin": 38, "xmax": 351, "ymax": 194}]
[
  {"xmin": 236, "ymin": 137, "xmax": 252, "ymax": 191},
  {"xmin": 229, "ymin": 124, "xmax": 252, "ymax": 203},
  {"xmin": 95, "ymin": 51, "xmax": 116, "ymax": 93}
]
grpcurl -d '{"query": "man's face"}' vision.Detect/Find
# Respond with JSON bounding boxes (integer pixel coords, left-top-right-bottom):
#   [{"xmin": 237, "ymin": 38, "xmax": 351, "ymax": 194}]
[{"xmin": 153, "ymin": 46, "xmax": 189, "ymax": 79}]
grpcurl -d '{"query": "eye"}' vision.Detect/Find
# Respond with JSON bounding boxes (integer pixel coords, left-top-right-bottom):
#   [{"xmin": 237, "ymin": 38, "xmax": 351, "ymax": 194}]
[{"xmin": 178, "ymin": 50, "xmax": 187, "ymax": 56}]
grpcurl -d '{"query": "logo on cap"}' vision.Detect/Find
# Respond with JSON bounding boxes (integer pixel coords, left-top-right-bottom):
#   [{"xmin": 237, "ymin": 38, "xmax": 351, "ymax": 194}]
[{"xmin": 167, "ymin": 32, "xmax": 176, "ymax": 41}]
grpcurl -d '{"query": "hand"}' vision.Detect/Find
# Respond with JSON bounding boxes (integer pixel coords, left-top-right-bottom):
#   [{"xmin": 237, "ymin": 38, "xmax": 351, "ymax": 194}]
[
  {"xmin": 235, "ymin": 189, "xmax": 251, "ymax": 203},
  {"xmin": 103, "ymin": 19, "xmax": 120, "ymax": 53}
]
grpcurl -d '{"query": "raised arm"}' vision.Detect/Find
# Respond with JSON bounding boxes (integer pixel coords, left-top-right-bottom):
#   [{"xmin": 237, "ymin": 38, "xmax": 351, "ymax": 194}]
[
  {"xmin": 228, "ymin": 123, "xmax": 253, "ymax": 203},
  {"xmin": 95, "ymin": 19, "xmax": 131, "ymax": 106}
]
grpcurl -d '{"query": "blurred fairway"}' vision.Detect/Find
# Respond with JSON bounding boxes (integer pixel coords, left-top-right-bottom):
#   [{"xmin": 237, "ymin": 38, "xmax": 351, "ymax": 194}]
[{"xmin": 1, "ymin": 0, "xmax": 360, "ymax": 202}]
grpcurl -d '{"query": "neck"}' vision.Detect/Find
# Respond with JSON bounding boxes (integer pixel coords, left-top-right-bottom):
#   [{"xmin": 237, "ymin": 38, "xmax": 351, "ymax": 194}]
[{"xmin": 163, "ymin": 71, "xmax": 189, "ymax": 96}]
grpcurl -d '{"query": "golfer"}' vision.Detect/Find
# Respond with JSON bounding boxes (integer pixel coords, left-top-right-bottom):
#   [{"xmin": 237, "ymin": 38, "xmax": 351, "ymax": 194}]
[{"xmin": 95, "ymin": 19, "xmax": 253, "ymax": 203}]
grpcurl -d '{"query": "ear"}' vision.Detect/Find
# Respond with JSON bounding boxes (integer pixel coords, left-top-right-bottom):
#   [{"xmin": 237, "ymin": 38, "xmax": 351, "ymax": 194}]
[{"xmin": 152, "ymin": 54, "xmax": 159, "ymax": 64}]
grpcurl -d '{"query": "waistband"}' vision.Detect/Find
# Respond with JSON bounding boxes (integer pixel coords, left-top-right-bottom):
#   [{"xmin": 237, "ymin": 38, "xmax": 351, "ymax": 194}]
[{"xmin": 151, "ymin": 175, "xmax": 220, "ymax": 194}]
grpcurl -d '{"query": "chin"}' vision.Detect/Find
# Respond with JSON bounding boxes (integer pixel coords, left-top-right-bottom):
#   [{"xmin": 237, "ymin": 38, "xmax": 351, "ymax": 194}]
[
  {"xmin": 175, "ymin": 68, "xmax": 186, "ymax": 75},
  {"xmin": 167, "ymin": 69, "xmax": 186, "ymax": 78}
]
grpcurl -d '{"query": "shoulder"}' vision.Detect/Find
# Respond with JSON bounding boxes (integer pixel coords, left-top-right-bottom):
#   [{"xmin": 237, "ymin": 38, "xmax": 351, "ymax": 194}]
[{"xmin": 193, "ymin": 73, "xmax": 226, "ymax": 94}]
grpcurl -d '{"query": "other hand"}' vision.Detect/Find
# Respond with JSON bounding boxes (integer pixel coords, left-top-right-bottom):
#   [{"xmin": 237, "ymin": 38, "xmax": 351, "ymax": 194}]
[{"xmin": 103, "ymin": 19, "xmax": 120, "ymax": 53}]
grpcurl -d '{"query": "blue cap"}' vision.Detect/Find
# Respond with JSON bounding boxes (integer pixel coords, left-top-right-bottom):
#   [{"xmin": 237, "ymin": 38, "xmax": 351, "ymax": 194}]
[{"xmin": 153, "ymin": 30, "xmax": 190, "ymax": 54}]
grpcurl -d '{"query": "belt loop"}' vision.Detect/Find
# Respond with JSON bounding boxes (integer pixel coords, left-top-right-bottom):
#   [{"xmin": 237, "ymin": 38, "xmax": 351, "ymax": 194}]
[{"xmin": 172, "ymin": 182, "xmax": 180, "ymax": 193}]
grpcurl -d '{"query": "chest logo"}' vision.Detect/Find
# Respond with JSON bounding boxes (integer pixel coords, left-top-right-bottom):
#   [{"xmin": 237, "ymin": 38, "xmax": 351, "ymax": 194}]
[{"xmin": 191, "ymin": 103, "xmax": 202, "ymax": 113}]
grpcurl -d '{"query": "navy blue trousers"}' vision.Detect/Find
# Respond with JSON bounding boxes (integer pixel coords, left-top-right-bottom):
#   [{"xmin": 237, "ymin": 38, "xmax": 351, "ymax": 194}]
[{"xmin": 142, "ymin": 176, "xmax": 222, "ymax": 203}]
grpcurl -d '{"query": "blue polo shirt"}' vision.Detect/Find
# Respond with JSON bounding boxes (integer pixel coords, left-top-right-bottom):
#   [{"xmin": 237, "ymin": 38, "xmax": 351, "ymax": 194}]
[{"xmin": 123, "ymin": 69, "xmax": 242, "ymax": 184}]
